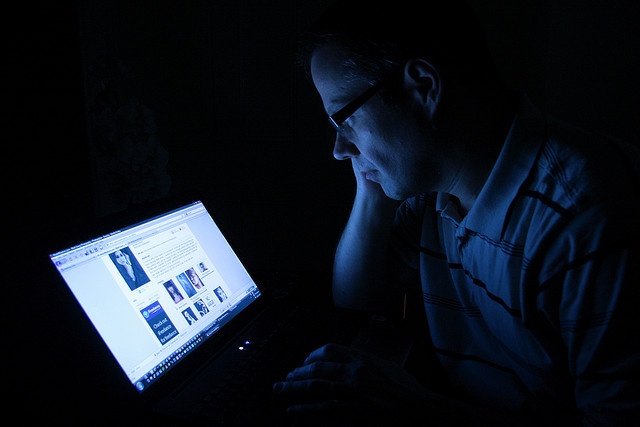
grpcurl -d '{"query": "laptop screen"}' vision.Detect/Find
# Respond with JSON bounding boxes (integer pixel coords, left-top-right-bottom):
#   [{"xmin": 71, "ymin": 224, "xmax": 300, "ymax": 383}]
[{"xmin": 49, "ymin": 199, "xmax": 262, "ymax": 393}]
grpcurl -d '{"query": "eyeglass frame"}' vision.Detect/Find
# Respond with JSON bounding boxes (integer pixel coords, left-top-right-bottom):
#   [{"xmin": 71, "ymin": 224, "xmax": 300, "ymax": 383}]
[{"xmin": 327, "ymin": 70, "xmax": 398, "ymax": 132}]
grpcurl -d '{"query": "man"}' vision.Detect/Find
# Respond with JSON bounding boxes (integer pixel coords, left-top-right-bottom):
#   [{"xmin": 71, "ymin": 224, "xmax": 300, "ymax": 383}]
[{"xmin": 272, "ymin": 0, "xmax": 639, "ymax": 425}]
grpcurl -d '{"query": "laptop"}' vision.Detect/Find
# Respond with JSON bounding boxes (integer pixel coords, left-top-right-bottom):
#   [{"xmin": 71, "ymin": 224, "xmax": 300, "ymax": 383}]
[{"xmin": 47, "ymin": 192, "xmax": 366, "ymax": 425}]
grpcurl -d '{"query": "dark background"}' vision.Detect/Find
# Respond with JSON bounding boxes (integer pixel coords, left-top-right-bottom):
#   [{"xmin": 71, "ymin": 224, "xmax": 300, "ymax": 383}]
[{"xmin": 9, "ymin": 0, "xmax": 639, "ymax": 424}]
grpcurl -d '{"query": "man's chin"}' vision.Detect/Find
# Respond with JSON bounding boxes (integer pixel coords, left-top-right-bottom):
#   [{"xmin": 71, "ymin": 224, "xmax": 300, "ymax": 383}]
[
  {"xmin": 381, "ymin": 187, "xmax": 405, "ymax": 201},
  {"xmin": 382, "ymin": 184, "xmax": 418, "ymax": 201}
]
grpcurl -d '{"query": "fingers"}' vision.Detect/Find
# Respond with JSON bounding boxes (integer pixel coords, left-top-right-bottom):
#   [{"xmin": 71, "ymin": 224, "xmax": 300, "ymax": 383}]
[
  {"xmin": 273, "ymin": 343, "xmax": 429, "ymax": 425},
  {"xmin": 303, "ymin": 342, "xmax": 358, "ymax": 365},
  {"xmin": 285, "ymin": 361, "xmax": 345, "ymax": 381},
  {"xmin": 272, "ymin": 344, "xmax": 379, "ymax": 423}
]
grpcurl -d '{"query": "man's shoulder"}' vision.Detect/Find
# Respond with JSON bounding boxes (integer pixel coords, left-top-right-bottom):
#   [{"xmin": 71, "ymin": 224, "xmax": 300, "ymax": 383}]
[{"xmin": 537, "ymin": 118, "xmax": 639, "ymax": 207}]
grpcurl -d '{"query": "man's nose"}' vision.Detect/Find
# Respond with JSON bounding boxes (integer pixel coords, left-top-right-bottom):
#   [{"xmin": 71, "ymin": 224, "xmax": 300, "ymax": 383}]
[{"xmin": 333, "ymin": 134, "xmax": 359, "ymax": 160}]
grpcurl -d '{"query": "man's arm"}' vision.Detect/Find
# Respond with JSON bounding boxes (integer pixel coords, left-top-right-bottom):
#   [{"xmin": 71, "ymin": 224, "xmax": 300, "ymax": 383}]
[{"xmin": 332, "ymin": 160, "xmax": 401, "ymax": 312}]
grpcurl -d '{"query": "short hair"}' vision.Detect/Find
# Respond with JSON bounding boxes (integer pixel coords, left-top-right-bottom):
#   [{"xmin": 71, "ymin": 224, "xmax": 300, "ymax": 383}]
[{"xmin": 297, "ymin": 0, "xmax": 503, "ymax": 91}]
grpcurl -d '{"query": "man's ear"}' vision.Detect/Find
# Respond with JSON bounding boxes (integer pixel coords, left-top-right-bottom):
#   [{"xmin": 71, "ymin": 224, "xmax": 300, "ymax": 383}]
[{"xmin": 404, "ymin": 58, "xmax": 441, "ymax": 120}]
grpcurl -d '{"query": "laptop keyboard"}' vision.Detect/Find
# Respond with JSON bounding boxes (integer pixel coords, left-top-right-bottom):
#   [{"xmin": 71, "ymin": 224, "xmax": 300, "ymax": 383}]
[
  {"xmin": 188, "ymin": 302, "xmax": 360, "ymax": 425},
  {"xmin": 190, "ymin": 325, "xmax": 292, "ymax": 423}
]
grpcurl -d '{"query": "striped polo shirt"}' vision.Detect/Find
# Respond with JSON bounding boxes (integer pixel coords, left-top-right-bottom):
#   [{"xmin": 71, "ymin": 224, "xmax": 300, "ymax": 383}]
[{"xmin": 391, "ymin": 96, "xmax": 640, "ymax": 425}]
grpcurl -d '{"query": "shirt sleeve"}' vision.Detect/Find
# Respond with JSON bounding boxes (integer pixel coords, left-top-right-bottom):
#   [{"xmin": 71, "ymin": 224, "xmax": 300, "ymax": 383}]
[{"xmin": 536, "ymin": 205, "xmax": 640, "ymax": 426}]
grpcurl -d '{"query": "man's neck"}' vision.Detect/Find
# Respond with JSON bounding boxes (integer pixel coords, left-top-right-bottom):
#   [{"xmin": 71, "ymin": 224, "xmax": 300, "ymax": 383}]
[{"xmin": 448, "ymin": 91, "xmax": 518, "ymax": 213}]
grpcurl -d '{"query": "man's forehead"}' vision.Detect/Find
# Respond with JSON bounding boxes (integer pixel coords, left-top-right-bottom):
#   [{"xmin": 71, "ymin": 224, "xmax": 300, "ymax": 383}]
[
  {"xmin": 311, "ymin": 45, "xmax": 347, "ymax": 84},
  {"xmin": 311, "ymin": 45, "xmax": 360, "ymax": 107}
]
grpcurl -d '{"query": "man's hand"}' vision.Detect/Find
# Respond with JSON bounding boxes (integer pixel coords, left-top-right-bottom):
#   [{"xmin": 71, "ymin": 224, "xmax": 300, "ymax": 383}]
[
  {"xmin": 351, "ymin": 158, "xmax": 388, "ymax": 199},
  {"xmin": 272, "ymin": 343, "xmax": 430, "ymax": 426}
]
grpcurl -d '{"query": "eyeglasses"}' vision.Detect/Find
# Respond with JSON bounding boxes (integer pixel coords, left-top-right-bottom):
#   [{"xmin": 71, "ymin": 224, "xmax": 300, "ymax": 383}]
[{"xmin": 328, "ymin": 71, "xmax": 395, "ymax": 132}]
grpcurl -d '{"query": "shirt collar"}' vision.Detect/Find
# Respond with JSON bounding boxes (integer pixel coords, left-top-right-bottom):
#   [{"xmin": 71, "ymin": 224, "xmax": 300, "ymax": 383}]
[{"xmin": 457, "ymin": 94, "xmax": 547, "ymax": 240}]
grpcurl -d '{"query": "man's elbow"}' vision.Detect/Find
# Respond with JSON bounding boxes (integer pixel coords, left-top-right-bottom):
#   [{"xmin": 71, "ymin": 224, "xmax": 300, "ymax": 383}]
[{"xmin": 332, "ymin": 289, "xmax": 395, "ymax": 314}]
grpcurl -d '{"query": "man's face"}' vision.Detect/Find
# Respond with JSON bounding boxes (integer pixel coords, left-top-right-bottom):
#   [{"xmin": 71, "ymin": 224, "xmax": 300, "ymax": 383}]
[
  {"xmin": 310, "ymin": 45, "xmax": 442, "ymax": 200},
  {"xmin": 115, "ymin": 250, "xmax": 128, "ymax": 265}
]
